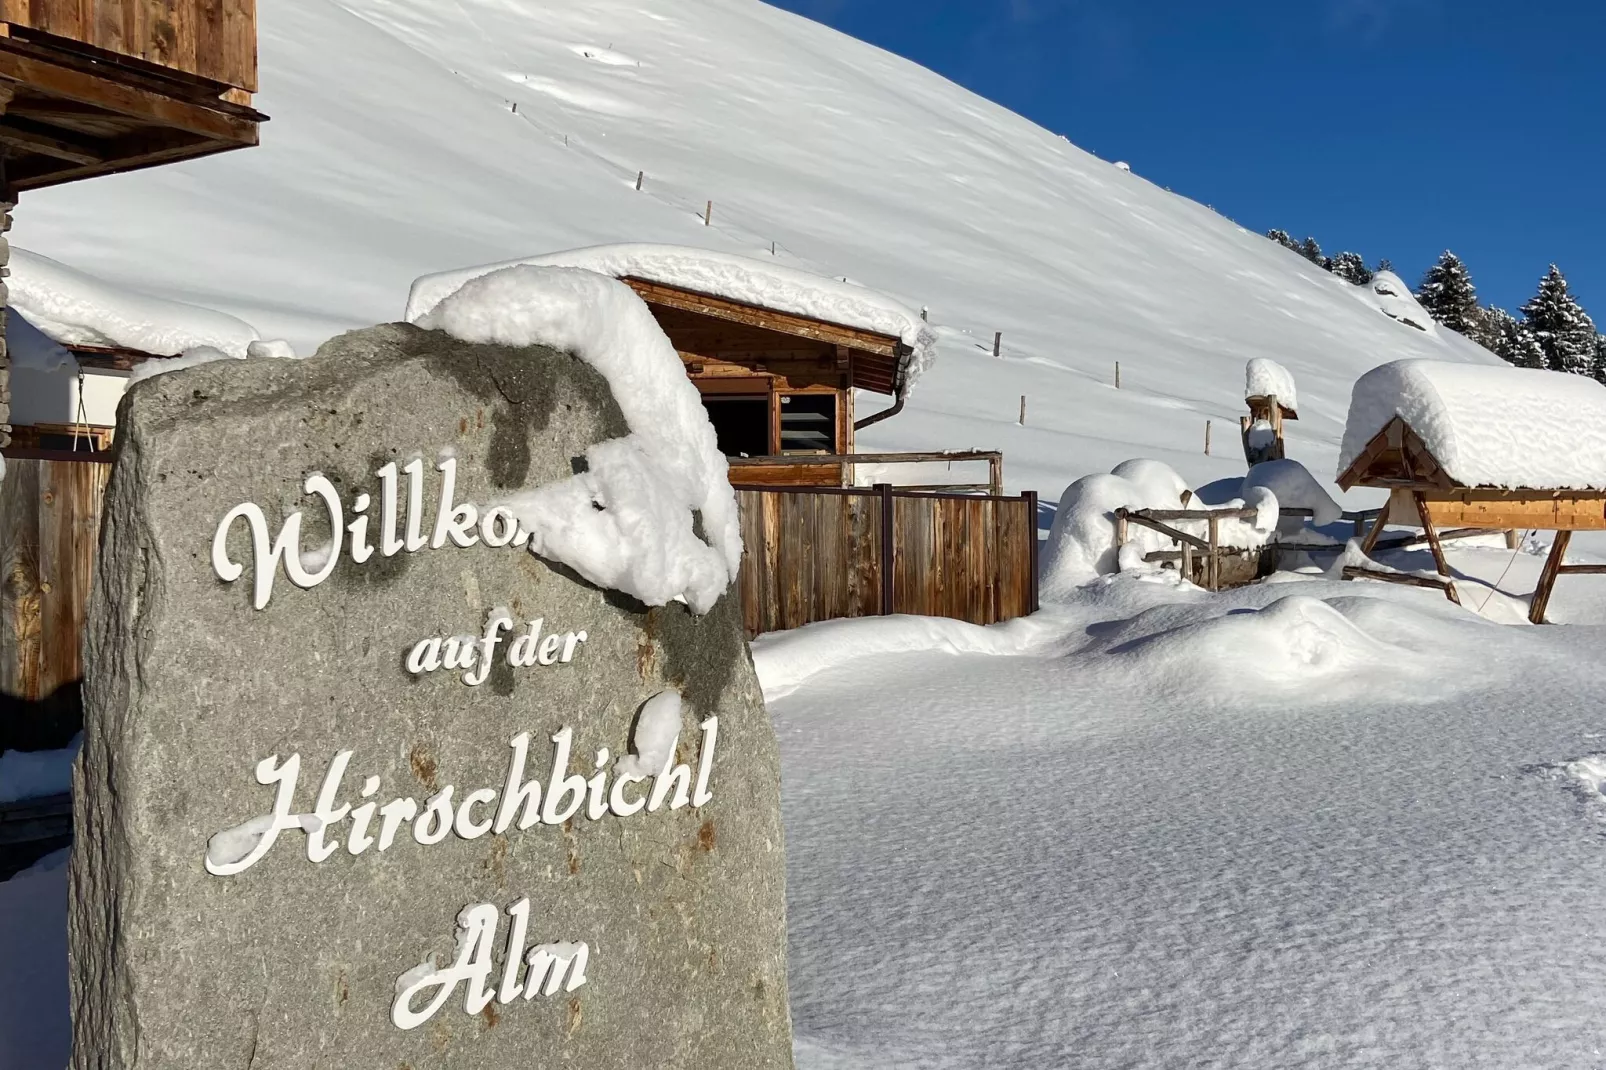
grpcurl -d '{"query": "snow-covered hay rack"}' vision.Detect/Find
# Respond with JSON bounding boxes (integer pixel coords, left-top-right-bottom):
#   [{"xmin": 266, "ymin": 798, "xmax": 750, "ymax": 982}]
[
  {"xmin": 1336, "ymin": 359, "xmax": 1606, "ymax": 622},
  {"xmin": 1116, "ymin": 505, "xmax": 1268, "ymax": 591}
]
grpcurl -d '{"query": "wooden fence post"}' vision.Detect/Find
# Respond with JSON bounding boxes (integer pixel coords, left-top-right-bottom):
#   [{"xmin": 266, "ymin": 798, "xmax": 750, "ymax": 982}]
[
  {"xmin": 1115, "ymin": 361, "xmax": 1121, "ymax": 389},
  {"xmin": 988, "ymin": 455, "xmax": 1003, "ymax": 497},
  {"xmin": 1024, "ymin": 490, "xmax": 1040, "ymax": 612},
  {"xmin": 1018, "ymin": 395, "xmax": 1026, "ymax": 426},
  {"xmin": 1204, "ymin": 420, "xmax": 1211, "ymax": 455},
  {"xmin": 993, "ymin": 331, "xmax": 1002, "ymax": 357},
  {"xmin": 1207, "ymin": 516, "xmax": 1219, "ymax": 591},
  {"xmin": 877, "ymin": 483, "xmax": 895, "ymax": 615},
  {"xmin": 635, "ymin": 170, "xmax": 643, "ymax": 190},
  {"xmin": 704, "ymin": 200, "xmax": 712, "ymax": 226}
]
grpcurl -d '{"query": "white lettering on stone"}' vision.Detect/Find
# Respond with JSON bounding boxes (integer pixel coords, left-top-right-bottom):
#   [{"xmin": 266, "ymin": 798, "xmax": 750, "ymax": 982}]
[
  {"xmin": 407, "ymin": 614, "xmax": 587, "ymax": 686},
  {"xmin": 204, "ymin": 706, "xmax": 720, "ymax": 875},
  {"xmin": 391, "ymin": 898, "xmax": 588, "ymax": 1031},
  {"xmin": 212, "ymin": 457, "xmax": 511, "ymax": 609}
]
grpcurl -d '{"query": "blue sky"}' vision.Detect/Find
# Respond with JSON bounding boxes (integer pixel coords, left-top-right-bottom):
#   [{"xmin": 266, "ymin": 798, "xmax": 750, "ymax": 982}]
[{"xmin": 771, "ymin": 0, "xmax": 1604, "ymax": 319}]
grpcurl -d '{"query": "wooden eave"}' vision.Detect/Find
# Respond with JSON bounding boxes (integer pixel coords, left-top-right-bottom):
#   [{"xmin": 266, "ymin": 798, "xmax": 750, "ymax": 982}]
[
  {"xmin": 621, "ymin": 276, "xmax": 911, "ymax": 397},
  {"xmin": 0, "ymin": 29, "xmax": 264, "ymax": 191}
]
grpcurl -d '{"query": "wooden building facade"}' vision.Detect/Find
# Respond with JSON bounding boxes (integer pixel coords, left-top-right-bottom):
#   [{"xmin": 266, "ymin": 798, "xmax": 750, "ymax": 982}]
[{"xmin": 621, "ymin": 277, "xmax": 914, "ymax": 487}]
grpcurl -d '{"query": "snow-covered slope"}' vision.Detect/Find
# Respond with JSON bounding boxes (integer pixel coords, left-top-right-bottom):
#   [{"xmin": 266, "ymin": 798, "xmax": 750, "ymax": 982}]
[{"xmin": 12, "ymin": 0, "xmax": 1497, "ymax": 501}]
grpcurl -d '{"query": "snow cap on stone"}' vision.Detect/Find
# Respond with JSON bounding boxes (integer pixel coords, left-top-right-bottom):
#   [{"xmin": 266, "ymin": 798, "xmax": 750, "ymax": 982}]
[
  {"xmin": 416, "ymin": 265, "xmax": 742, "ymax": 613},
  {"xmin": 1337, "ymin": 358, "xmax": 1606, "ymax": 490},
  {"xmin": 406, "ymin": 242, "xmax": 939, "ymax": 391},
  {"xmin": 8, "ymin": 248, "xmax": 260, "ymax": 357}
]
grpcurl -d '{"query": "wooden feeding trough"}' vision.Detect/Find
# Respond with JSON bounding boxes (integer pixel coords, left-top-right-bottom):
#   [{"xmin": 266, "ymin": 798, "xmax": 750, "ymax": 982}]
[{"xmin": 1336, "ymin": 359, "xmax": 1606, "ymax": 622}]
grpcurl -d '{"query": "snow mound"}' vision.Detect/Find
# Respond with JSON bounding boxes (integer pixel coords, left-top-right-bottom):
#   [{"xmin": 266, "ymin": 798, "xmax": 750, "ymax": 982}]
[
  {"xmin": 416, "ymin": 265, "xmax": 742, "ymax": 613},
  {"xmin": 406, "ymin": 243, "xmax": 939, "ymax": 392},
  {"xmin": 1040, "ymin": 460, "xmax": 1278, "ymax": 598},
  {"xmin": 1337, "ymin": 359, "xmax": 1606, "ymax": 490},
  {"xmin": 1244, "ymin": 357, "xmax": 1297, "ymax": 410},
  {"xmin": 1245, "ymin": 459, "xmax": 1342, "ymax": 526},
  {"xmin": 1357, "ymin": 271, "xmax": 1437, "ymax": 335},
  {"xmin": 1102, "ymin": 595, "xmax": 1420, "ymax": 695},
  {"xmin": 9, "ymin": 248, "xmax": 260, "ymax": 357},
  {"xmin": 750, "ymin": 612, "xmax": 1063, "ymax": 701}
]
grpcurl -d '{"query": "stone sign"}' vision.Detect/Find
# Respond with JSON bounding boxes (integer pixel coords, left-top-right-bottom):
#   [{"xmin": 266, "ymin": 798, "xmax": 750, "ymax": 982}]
[{"xmin": 69, "ymin": 324, "xmax": 794, "ymax": 1068}]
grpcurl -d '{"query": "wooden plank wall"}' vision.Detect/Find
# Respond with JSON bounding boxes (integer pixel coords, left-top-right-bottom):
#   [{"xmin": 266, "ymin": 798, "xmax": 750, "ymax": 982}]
[
  {"xmin": 0, "ymin": 457, "xmax": 109, "ymax": 701},
  {"xmin": 736, "ymin": 486, "xmax": 1038, "ymax": 637},
  {"xmin": 0, "ymin": 0, "xmax": 257, "ymax": 91}
]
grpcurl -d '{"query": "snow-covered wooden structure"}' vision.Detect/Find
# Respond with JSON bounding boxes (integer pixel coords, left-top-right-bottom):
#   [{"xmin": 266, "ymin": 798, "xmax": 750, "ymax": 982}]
[
  {"xmin": 1241, "ymin": 357, "xmax": 1298, "ymax": 464},
  {"xmin": 409, "ymin": 246, "xmax": 1038, "ymax": 635},
  {"xmin": 1337, "ymin": 360, "xmax": 1606, "ymax": 622},
  {"xmin": 408, "ymin": 244, "xmax": 942, "ymax": 488}
]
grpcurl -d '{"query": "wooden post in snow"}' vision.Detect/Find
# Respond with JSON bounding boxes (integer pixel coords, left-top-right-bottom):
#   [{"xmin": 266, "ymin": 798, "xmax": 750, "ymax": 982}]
[
  {"xmin": 1115, "ymin": 361, "xmax": 1121, "ymax": 389},
  {"xmin": 993, "ymin": 331, "xmax": 1002, "ymax": 357},
  {"xmin": 1019, "ymin": 395, "xmax": 1026, "ymax": 426},
  {"xmin": 1205, "ymin": 420, "xmax": 1211, "ymax": 455},
  {"xmin": 635, "ymin": 171, "xmax": 643, "ymax": 190},
  {"xmin": 704, "ymin": 200, "xmax": 712, "ymax": 226}
]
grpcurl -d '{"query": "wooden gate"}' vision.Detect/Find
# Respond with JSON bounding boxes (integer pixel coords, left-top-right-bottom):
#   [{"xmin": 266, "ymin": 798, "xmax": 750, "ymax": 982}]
[
  {"xmin": 0, "ymin": 451, "xmax": 111, "ymax": 703},
  {"xmin": 736, "ymin": 484, "xmax": 1039, "ymax": 637}
]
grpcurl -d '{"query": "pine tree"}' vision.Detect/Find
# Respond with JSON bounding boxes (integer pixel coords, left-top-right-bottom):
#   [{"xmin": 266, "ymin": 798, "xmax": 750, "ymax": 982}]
[
  {"xmin": 1327, "ymin": 251, "xmax": 1373, "ymax": 286},
  {"xmin": 1415, "ymin": 251, "xmax": 1482, "ymax": 338},
  {"xmin": 1595, "ymin": 333, "xmax": 1606, "ymax": 383},
  {"xmin": 1298, "ymin": 237, "xmax": 1324, "ymax": 266},
  {"xmin": 1266, "ymin": 229, "xmax": 1299, "ymax": 253},
  {"xmin": 1486, "ymin": 306, "xmax": 1546, "ymax": 368},
  {"xmin": 1521, "ymin": 265, "xmax": 1599, "ymax": 375},
  {"xmin": 1374, "ymin": 258, "xmax": 1394, "ymax": 275}
]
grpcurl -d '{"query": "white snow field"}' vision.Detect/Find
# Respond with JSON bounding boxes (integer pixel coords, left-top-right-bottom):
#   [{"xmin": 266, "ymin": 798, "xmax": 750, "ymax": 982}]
[{"xmin": 5, "ymin": 1, "xmax": 1606, "ymax": 1067}]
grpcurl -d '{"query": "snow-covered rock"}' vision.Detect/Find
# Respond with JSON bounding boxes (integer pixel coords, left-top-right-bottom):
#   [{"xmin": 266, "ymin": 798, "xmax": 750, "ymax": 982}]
[
  {"xmin": 408, "ymin": 243, "xmax": 939, "ymax": 391},
  {"xmin": 417, "ymin": 265, "xmax": 742, "ymax": 613},
  {"xmin": 9, "ymin": 248, "xmax": 260, "ymax": 357},
  {"xmin": 1337, "ymin": 359, "xmax": 1606, "ymax": 490},
  {"xmin": 1357, "ymin": 271, "xmax": 1437, "ymax": 335}
]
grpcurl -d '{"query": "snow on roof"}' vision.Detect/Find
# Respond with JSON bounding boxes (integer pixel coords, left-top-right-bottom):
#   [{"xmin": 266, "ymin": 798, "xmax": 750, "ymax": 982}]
[
  {"xmin": 8, "ymin": 248, "xmax": 260, "ymax": 358},
  {"xmin": 416, "ymin": 264, "xmax": 741, "ymax": 613},
  {"xmin": 1244, "ymin": 357, "xmax": 1297, "ymax": 410},
  {"xmin": 406, "ymin": 243, "xmax": 939, "ymax": 392},
  {"xmin": 1337, "ymin": 359, "xmax": 1606, "ymax": 490}
]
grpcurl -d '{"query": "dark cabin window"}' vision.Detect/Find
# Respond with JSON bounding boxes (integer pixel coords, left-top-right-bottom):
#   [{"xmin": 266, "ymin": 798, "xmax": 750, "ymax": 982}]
[
  {"xmin": 702, "ymin": 396, "xmax": 769, "ymax": 457},
  {"xmin": 779, "ymin": 394, "xmax": 836, "ymax": 454}
]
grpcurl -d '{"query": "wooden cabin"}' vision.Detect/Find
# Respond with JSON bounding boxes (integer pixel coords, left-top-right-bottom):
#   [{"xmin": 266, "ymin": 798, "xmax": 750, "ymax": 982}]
[
  {"xmin": 618, "ymin": 277, "xmax": 914, "ymax": 487},
  {"xmin": 1337, "ymin": 360, "xmax": 1606, "ymax": 622},
  {"xmin": 0, "ymin": 0, "xmax": 263, "ymax": 192}
]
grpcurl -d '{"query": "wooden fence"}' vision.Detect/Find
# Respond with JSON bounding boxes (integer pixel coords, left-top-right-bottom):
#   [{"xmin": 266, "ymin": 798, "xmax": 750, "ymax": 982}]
[
  {"xmin": 736, "ymin": 483, "xmax": 1039, "ymax": 637},
  {"xmin": 0, "ymin": 452, "xmax": 111, "ymax": 703}
]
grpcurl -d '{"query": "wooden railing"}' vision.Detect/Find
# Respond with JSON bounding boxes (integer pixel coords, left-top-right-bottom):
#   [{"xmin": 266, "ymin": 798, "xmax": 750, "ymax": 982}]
[
  {"xmin": 735, "ymin": 483, "xmax": 1038, "ymax": 637},
  {"xmin": 727, "ymin": 450, "xmax": 1004, "ymax": 496}
]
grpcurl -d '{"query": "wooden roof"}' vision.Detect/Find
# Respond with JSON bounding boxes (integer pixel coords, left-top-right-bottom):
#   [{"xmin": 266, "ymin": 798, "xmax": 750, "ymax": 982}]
[
  {"xmin": 621, "ymin": 276, "xmax": 912, "ymax": 397},
  {"xmin": 0, "ymin": 15, "xmax": 262, "ymax": 192},
  {"xmin": 1337, "ymin": 414, "xmax": 1606, "ymax": 498}
]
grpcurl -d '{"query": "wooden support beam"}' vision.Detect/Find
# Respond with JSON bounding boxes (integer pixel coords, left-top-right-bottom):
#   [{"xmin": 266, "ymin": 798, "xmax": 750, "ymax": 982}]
[
  {"xmin": 1359, "ymin": 497, "xmax": 1391, "ymax": 554},
  {"xmin": 1412, "ymin": 491, "xmax": 1453, "ymax": 578},
  {"xmin": 1529, "ymin": 530, "xmax": 1572, "ymax": 625},
  {"xmin": 1341, "ymin": 565, "xmax": 1460, "ymax": 605},
  {"xmin": 0, "ymin": 117, "xmax": 101, "ymax": 163}
]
